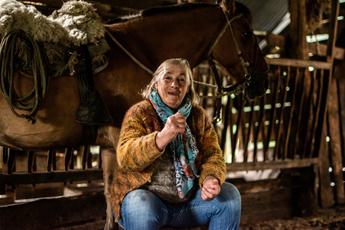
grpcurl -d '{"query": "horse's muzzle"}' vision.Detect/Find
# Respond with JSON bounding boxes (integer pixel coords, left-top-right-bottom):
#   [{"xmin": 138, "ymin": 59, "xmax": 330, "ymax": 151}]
[{"xmin": 246, "ymin": 72, "xmax": 268, "ymax": 99}]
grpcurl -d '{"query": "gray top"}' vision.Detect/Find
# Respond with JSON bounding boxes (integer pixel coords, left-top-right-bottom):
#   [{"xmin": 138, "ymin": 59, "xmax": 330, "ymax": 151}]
[{"xmin": 145, "ymin": 150, "xmax": 195, "ymax": 203}]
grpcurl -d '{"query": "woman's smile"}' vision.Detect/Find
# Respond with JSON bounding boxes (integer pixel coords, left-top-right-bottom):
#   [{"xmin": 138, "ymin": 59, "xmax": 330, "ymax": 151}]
[{"xmin": 168, "ymin": 91, "xmax": 180, "ymax": 96}]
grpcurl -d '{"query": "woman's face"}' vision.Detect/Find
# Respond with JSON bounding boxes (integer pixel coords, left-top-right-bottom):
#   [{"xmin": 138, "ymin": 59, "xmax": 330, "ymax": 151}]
[{"xmin": 155, "ymin": 63, "xmax": 190, "ymax": 109}]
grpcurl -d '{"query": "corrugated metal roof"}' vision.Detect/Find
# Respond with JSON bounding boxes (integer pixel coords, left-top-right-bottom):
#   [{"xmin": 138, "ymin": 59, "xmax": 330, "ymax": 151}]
[{"xmin": 238, "ymin": 0, "xmax": 288, "ymax": 32}]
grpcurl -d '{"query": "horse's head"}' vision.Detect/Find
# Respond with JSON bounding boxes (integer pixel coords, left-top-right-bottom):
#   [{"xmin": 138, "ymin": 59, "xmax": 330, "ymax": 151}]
[
  {"xmin": 105, "ymin": 2, "xmax": 267, "ymax": 100},
  {"xmin": 211, "ymin": 0, "xmax": 268, "ymax": 99}
]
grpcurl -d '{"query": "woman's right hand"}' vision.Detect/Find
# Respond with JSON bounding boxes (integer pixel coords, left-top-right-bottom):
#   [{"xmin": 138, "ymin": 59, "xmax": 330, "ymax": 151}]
[{"xmin": 156, "ymin": 112, "xmax": 186, "ymax": 151}]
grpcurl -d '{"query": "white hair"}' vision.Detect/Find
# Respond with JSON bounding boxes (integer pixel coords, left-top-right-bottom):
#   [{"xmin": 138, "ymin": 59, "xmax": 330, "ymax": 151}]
[{"xmin": 141, "ymin": 58, "xmax": 199, "ymax": 105}]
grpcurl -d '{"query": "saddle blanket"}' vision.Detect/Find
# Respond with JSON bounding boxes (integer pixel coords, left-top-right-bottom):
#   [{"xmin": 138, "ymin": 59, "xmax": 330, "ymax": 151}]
[{"xmin": 0, "ymin": 0, "xmax": 105, "ymax": 46}]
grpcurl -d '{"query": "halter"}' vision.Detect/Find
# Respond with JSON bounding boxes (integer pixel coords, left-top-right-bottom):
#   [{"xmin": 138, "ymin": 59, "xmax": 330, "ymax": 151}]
[{"xmin": 196, "ymin": 12, "xmax": 255, "ymax": 122}]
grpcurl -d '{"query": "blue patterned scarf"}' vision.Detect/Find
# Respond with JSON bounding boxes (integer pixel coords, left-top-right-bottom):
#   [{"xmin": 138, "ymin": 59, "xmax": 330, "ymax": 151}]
[{"xmin": 149, "ymin": 90, "xmax": 199, "ymax": 199}]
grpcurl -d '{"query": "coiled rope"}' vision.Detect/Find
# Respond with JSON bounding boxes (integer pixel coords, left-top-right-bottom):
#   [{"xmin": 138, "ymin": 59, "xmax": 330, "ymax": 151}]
[{"xmin": 0, "ymin": 30, "xmax": 47, "ymax": 123}]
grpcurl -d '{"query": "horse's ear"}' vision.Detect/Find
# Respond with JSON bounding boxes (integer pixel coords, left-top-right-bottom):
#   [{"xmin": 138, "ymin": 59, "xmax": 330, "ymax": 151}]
[{"xmin": 219, "ymin": 0, "xmax": 236, "ymax": 15}]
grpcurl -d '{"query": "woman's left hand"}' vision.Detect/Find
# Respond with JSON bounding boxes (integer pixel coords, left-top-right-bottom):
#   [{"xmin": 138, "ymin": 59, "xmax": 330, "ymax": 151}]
[{"xmin": 201, "ymin": 175, "xmax": 221, "ymax": 200}]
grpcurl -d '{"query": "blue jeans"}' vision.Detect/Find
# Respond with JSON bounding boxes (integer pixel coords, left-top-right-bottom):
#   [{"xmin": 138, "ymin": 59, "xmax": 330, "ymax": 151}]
[{"xmin": 119, "ymin": 182, "xmax": 241, "ymax": 230}]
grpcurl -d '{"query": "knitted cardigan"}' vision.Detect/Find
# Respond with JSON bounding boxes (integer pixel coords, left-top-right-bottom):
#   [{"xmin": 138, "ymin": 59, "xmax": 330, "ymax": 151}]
[{"xmin": 111, "ymin": 100, "xmax": 226, "ymax": 221}]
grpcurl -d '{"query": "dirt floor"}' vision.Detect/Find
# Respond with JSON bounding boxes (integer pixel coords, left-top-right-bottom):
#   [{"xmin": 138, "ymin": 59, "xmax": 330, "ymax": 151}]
[{"xmin": 241, "ymin": 206, "xmax": 345, "ymax": 230}]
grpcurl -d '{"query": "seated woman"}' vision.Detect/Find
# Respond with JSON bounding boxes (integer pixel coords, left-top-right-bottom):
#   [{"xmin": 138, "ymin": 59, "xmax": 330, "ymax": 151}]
[{"xmin": 112, "ymin": 58, "xmax": 241, "ymax": 230}]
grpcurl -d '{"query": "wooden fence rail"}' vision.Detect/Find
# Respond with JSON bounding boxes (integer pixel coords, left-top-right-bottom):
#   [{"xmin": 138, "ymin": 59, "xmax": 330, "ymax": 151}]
[
  {"xmin": 194, "ymin": 58, "xmax": 331, "ymax": 171},
  {"xmin": 0, "ymin": 146, "xmax": 103, "ymax": 204}
]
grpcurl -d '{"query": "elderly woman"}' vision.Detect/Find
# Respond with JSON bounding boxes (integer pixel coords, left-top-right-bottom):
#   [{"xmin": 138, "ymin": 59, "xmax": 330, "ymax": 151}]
[{"xmin": 112, "ymin": 58, "xmax": 241, "ymax": 230}]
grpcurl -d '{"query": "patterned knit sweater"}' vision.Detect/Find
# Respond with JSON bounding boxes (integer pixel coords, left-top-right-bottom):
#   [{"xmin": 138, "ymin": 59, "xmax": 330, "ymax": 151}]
[{"xmin": 111, "ymin": 100, "xmax": 226, "ymax": 221}]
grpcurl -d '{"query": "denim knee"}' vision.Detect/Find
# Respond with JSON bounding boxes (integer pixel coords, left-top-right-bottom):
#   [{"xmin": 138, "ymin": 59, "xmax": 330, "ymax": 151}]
[
  {"xmin": 220, "ymin": 182, "xmax": 241, "ymax": 216},
  {"xmin": 120, "ymin": 189, "xmax": 166, "ymax": 228},
  {"xmin": 121, "ymin": 189, "xmax": 159, "ymax": 215}
]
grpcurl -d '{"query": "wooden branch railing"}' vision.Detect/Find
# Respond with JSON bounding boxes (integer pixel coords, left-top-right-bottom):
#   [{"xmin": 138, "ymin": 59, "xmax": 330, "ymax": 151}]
[
  {"xmin": 194, "ymin": 58, "xmax": 331, "ymax": 171},
  {"xmin": 0, "ymin": 146, "xmax": 103, "ymax": 203}
]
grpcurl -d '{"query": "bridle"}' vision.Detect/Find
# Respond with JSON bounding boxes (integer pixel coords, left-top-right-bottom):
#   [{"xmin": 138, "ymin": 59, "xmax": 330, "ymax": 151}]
[
  {"xmin": 196, "ymin": 12, "xmax": 253, "ymax": 98},
  {"xmin": 194, "ymin": 12, "xmax": 256, "ymax": 122}
]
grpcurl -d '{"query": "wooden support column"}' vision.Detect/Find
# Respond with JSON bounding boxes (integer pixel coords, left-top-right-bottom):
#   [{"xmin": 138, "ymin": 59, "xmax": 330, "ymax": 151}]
[
  {"xmin": 319, "ymin": 0, "xmax": 341, "ymax": 207},
  {"xmin": 327, "ymin": 81, "xmax": 345, "ymax": 204},
  {"xmin": 317, "ymin": 70, "xmax": 334, "ymax": 207},
  {"xmin": 0, "ymin": 147, "xmax": 15, "ymax": 204},
  {"xmin": 327, "ymin": 0, "xmax": 343, "ymax": 204},
  {"xmin": 288, "ymin": 0, "xmax": 308, "ymax": 59}
]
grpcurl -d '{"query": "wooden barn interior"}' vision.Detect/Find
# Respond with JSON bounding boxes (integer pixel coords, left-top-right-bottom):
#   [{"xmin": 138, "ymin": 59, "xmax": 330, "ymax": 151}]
[{"xmin": 1, "ymin": 0, "xmax": 345, "ymax": 229}]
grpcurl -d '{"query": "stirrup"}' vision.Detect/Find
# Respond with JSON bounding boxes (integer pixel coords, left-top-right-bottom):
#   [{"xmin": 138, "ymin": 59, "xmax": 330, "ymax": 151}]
[{"xmin": 75, "ymin": 93, "xmax": 113, "ymax": 126}]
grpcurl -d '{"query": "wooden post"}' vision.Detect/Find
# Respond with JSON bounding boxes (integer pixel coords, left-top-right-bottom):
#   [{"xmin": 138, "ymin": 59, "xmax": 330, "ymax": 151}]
[
  {"xmin": 288, "ymin": 0, "xmax": 308, "ymax": 59},
  {"xmin": 319, "ymin": 117, "xmax": 335, "ymax": 207},
  {"xmin": 319, "ymin": 0, "xmax": 340, "ymax": 207},
  {"xmin": 327, "ymin": 81, "xmax": 345, "ymax": 204},
  {"xmin": 0, "ymin": 147, "xmax": 16, "ymax": 204}
]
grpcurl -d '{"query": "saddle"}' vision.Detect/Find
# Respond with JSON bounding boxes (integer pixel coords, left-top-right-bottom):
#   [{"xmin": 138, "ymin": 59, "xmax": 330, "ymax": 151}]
[
  {"xmin": 0, "ymin": 0, "xmax": 110, "ymax": 76},
  {"xmin": 0, "ymin": 0, "xmax": 112, "ymax": 125}
]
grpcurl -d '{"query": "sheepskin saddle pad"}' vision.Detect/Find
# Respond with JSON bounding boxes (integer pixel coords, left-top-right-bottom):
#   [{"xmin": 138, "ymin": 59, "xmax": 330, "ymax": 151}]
[
  {"xmin": 0, "ymin": 0, "xmax": 105, "ymax": 45},
  {"xmin": 0, "ymin": 0, "xmax": 110, "ymax": 76}
]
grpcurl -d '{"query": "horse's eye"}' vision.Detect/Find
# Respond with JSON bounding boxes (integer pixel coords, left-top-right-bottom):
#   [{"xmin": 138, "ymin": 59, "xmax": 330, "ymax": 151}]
[{"xmin": 242, "ymin": 31, "xmax": 253, "ymax": 39}]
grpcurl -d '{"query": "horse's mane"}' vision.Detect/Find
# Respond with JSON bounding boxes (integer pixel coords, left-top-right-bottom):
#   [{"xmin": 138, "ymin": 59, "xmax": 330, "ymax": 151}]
[
  {"xmin": 109, "ymin": 2, "xmax": 251, "ymax": 24},
  {"xmin": 108, "ymin": 3, "xmax": 218, "ymax": 24},
  {"xmin": 235, "ymin": 2, "xmax": 252, "ymax": 23},
  {"xmin": 141, "ymin": 2, "xmax": 253, "ymax": 25},
  {"xmin": 141, "ymin": 3, "xmax": 218, "ymax": 17}
]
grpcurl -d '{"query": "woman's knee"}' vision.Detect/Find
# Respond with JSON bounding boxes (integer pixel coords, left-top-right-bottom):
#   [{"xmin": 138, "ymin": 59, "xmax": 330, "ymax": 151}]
[
  {"xmin": 121, "ymin": 189, "xmax": 165, "ymax": 222},
  {"xmin": 219, "ymin": 182, "xmax": 241, "ymax": 213},
  {"xmin": 120, "ymin": 189, "xmax": 167, "ymax": 229},
  {"xmin": 122, "ymin": 189, "xmax": 160, "ymax": 213}
]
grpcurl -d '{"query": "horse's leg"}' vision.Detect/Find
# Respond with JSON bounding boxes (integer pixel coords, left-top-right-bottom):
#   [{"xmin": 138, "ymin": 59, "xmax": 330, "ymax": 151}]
[{"xmin": 101, "ymin": 147, "xmax": 116, "ymax": 230}]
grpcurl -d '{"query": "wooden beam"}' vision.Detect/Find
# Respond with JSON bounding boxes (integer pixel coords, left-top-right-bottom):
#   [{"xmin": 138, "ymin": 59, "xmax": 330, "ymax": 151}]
[
  {"xmin": 313, "ymin": 46, "xmax": 334, "ymax": 208},
  {"xmin": 327, "ymin": 80, "xmax": 345, "ymax": 204},
  {"xmin": 0, "ymin": 192, "xmax": 106, "ymax": 229},
  {"xmin": 265, "ymin": 58, "xmax": 332, "ymax": 70},
  {"xmin": 307, "ymin": 43, "xmax": 345, "ymax": 60},
  {"xmin": 227, "ymin": 158, "xmax": 319, "ymax": 171},
  {"xmin": 0, "ymin": 169, "xmax": 103, "ymax": 185},
  {"xmin": 326, "ymin": 0, "xmax": 340, "ymax": 58},
  {"xmin": 288, "ymin": 0, "xmax": 308, "ymax": 59}
]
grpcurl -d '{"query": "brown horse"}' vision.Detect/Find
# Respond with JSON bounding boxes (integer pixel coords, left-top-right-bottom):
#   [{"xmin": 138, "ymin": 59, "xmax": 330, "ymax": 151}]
[{"xmin": 0, "ymin": 2, "xmax": 267, "ymax": 151}]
